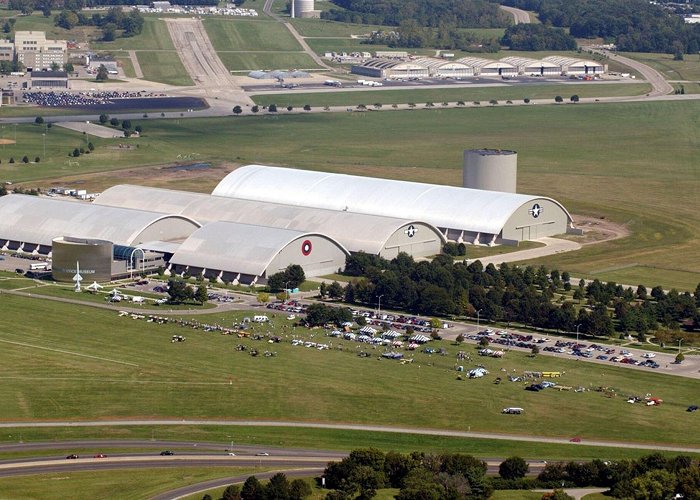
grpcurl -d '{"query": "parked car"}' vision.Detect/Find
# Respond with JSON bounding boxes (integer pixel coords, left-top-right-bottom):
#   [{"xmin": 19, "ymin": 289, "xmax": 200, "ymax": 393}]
[
  {"xmin": 66, "ymin": 454, "xmax": 79, "ymax": 459},
  {"xmin": 569, "ymin": 437, "xmax": 582, "ymax": 443},
  {"xmin": 94, "ymin": 453, "xmax": 106, "ymax": 458},
  {"xmin": 160, "ymin": 450, "xmax": 174, "ymax": 456}
]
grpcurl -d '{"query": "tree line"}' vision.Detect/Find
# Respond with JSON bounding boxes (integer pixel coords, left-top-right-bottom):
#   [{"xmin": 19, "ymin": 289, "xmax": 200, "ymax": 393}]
[
  {"xmin": 322, "ymin": 0, "xmax": 511, "ymax": 29},
  {"xmin": 55, "ymin": 6, "xmax": 143, "ymax": 41},
  {"xmin": 496, "ymin": 0, "xmax": 700, "ymax": 54},
  {"xmin": 207, "ymin": 472, "xmax": 312, "ymax": 500},
  {"xmin": 8, "ymin": 0, "xmax": 215, "ymax": 13},
  {"xmin": 340, "ymin": 252, "xmax": 700, "ymax": 339},
  {"xmin": 500, "ymin": 23, "xmax": 577, "ymax": 51},
  {"xmin": 320, "ymin": 448, "xmax": 700, "ymax": 499},
  {"xmin": 363, "ymin": 21, "xmax": 501, "ymax": 52}
]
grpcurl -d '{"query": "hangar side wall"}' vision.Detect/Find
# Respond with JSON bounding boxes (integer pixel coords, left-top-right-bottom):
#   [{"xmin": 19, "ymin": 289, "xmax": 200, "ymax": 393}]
[
  {"xmin": 381, "ymin": 222, "xmax": 443, "ymax": 259},
  {"xmin": 131, "ymin": 217, "xmax": 199, "ymax": 245},
  {"xmin": 267, "ymin": 236, "xmax": 346, "ymax": 278},
  {"xmin": 52, "ymin": 238, "xmax": 113, "ymax": 282},
  {"xmin": 501, "ymin": 199, "xmax": 569, "ymax": 241}
]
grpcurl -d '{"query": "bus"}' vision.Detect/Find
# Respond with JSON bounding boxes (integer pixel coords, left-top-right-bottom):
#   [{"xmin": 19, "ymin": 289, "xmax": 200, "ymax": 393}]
[{"xmin": 29, "ymin": 262, "xmax": 49, "ymax": 271}]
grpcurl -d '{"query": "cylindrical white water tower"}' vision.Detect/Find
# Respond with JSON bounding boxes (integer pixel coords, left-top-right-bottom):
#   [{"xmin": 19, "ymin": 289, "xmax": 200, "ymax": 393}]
[
  {"xmin": 293, "ymin": 0, "xmax": 314, "ymax": 18},
  {"xmin": 463, "ymin": 149, "xmax": 518, "ymax": 193}
]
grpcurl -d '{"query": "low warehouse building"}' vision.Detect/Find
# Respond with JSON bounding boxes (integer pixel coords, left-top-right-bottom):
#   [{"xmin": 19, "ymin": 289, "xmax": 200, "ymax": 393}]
[
  {"xmin": 351, "ymin": 59, "xmax": 429, "ymax": 79},
  {"xmin": 95, "ymin": 185, "xmax": 445, "ymax": 259},
  {"xmin": 542, "ymin": 56, "xmax": 604, "ymax": 75},
  {"xmin": 212, "ymin": 165, "xmax": 578, "ymax": 245},
  {"xmin": 455, "ymin": 57, "xmax": 517, "ymax": 77},
  {"xmin": 169, "ymin": 222, "xmax": 348, "ymax": 284},
  {"xmin": 500, "ymin": 56, "xmax": 561, "ymax": 76}
]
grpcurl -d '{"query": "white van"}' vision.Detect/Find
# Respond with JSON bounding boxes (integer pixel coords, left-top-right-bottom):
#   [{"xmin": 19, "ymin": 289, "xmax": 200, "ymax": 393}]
[{"xmin": 253, "ymin": 315, "xmax": 269, "ymax": 323}]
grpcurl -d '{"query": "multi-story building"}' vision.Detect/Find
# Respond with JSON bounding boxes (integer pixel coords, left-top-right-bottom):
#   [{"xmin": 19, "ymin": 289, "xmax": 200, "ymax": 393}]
[
  {"xmin": 0, "ymin": 39, "xmax": 14, "ymax": 62},
  {"xmin": 14, "ymin": 31, "xmax": 67, "ymax": 70}
]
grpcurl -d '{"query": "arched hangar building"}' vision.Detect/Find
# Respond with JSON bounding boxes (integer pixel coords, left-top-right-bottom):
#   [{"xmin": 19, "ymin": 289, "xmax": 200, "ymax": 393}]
[
  {"xmin": 212, "ymin": 165, "xmax": 579, "ymax": 246},
  {"xmin": 95, "ymin": 185, "xmax": 445, "ymax": 259}
]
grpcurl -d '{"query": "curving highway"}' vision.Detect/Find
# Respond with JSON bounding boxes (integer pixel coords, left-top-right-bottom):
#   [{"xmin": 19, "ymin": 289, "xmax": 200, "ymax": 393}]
[{"xmin": 500, "ymin": 5, "xmax": 531, "ymax": 24}]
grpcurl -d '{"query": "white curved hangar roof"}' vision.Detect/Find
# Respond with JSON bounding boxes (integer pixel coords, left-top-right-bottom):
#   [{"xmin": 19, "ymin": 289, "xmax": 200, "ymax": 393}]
[
  {"xmin": 412, "ymin": 57, "xmax": 470, "ymax": 71},
  {"xmin": 0, "ymin": 195, "xmax": 200, "ymax": 247},
  {"xmin": 500, "ymin": 56, "xmax": 560, "ymax": 69},
  {"xmin": 455, "ymin": 57, "xmax": 515, "ymax": 69},
  {"xmin": 96, "ymin": 185, "xmax": 445, "ymax": 256},
  {"xmin": 170, "ymin": 222, "xmax": 348, "ymax": 277},
  {"xmin": 542, "ymin": 56, "xmax": 601, "ymax": 68},
  {"xmin": 357, "ymin": 58, "xmax": 426, "ymax": 71},
  {"xmin": 212, "ymin": 165, "xmax": 573, "ymax": 237}
]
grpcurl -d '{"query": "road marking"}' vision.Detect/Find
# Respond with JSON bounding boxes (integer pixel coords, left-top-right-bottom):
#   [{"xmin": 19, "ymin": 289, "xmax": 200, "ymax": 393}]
[{"xmin": 0, "ymin": 338, "xmax": 138, "ymax": 367}]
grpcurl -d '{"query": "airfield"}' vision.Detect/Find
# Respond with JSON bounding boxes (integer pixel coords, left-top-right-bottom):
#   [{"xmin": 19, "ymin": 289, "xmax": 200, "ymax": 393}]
[{"xmin": 0, "ymin": 2, "xmax": 698, "ymax": 497}]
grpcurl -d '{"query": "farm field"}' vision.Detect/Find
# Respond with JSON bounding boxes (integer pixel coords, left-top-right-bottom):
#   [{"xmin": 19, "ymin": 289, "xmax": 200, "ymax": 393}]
[
  {"xmin": 251, "ymin": 83, "xmax": 651, "ymax": 107},
  {"xmin": 0, "ymin": 294, "xmax": 698, "ymax": 446}
]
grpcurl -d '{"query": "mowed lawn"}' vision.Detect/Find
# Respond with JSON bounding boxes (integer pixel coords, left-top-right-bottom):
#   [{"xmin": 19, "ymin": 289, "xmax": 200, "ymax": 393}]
[
  {"xmin": 625, "ymin": 52, "xmax": 700, "ymax": 82},
  {"xmin": 0, "ymin": 295, "xmax": 698, "ymax": 447},
  {"xmin": 135, "ymin": 51, "xmax": 192, "ymax": 86},
  {"xmin": 251, "ymin": 83, "xmax": 651, "ymax": 107},
  {"xmin": 220, "ymin": 52, "xmax": 320, "ymax": 71},
  {"xmin": 204, "ymin": 18, "xmax": 302, "ymax": 52}
]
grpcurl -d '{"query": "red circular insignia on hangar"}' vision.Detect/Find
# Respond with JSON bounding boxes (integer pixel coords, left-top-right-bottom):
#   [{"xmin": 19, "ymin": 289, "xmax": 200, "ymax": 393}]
[{"xmin": 301, "ymin": 239, "xmax": 312, "ymax": 256}]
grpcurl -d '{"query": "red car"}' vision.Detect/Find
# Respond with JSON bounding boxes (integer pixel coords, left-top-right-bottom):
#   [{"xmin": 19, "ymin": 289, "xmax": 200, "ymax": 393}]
[
  {"xmin": 570, "ymin": 437, "xmax": 582, "ymax": 443},
  {"xmin": 94, "ymin": 454, "xmax": 106, "ymax": 458}
]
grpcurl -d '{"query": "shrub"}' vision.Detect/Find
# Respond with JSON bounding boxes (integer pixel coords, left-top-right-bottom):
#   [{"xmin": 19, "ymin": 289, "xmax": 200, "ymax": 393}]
[
  {"xmin": 34, "ymin": 116, "xmax": 44, "ymax": 124},
  {"xmin": 110, "ymin": 118, "xmax": 120, "ymax": 126},
  {"xmin": 21, "ymin": 156, "xmax": 28, "ymax": 163},
  {"xmin": 34, "ymin": 157, "xmax": 40, "ymax": 163},
  {"xmin": 9, "ymin": 157, "xmax": 14, "ymax": 163}
]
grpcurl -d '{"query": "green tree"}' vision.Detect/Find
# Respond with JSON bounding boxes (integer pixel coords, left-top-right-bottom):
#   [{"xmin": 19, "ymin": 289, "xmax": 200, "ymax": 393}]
[
  {"xmin": 232, "ymin": 105, "xmax": 242, "ymax": 114},
  {"xmin": 266, "ymin": 472, "xmax": 290, "ymax": 500},
  {"xmin": 327, "ymin": 281, "xmax": 344, "ymax": 299},
  {"xmin": 222, "ymin": 484, "xmax": 241, "ymax": 500},
  {"xmin": 489, "ymin": 99, "xmax": 498, "ymax": 105},
  {"xmin": 303, "ymin": 104, "xmax": 311, "ymax": 111},
  {"xmin": 268, "ymin": 103, "xmax": 278, "ymax": 112},
  {"xmin": 257, "ymin": 292, "xmax": 270, "ymax": 305},
  {"xmin": 499, "ymin": 456, "xmax": 529, "ymax": 479},
  {"xmin": 99, "ymin": 113, "xmax": 109, "ymax": 124},
  {"xmin": 251, "ymin": 105, "xmax": 259, "ymax": 113},
  {"xmin": 195, "ymin": 285, "xmax": 208, "ymax": 304},
  {"xmin": 676, "ymin": 352, "xmax": 685, "ymax": 363},
  {"xmin": 64, "ymin": 62, "xmax": 74, "ymax": 73},
  {"xmin": 241, "ymin": 476, "xmax": 264, "ymax": 500},
  {"xmin": 21, "ymin": 156, "xmax": 28, "ymax": 163},
  {"xmin": 555, "ymin": 95, "xmax": 563, "ymax": 103},
  {"xmin": 289, "ymin": 478, "xmax": 312, "ymax": 499},
  {"xmin": 35, "ymin": 116, "xmax": 44, "ymax": 125},
  {"xmin": 71, "ymin": 149, "xmax": 80, "ymax": 157},
  {"xmin": 96, "ymin": 64, "xmax": 109, "ymax": 81},
  {"xmin": 110, "ymin": 117, "xmax": 120, "ymax": 127},
  {"xmin": 570, "ymin": 94, "xmax": 580, "ymax": 103}
]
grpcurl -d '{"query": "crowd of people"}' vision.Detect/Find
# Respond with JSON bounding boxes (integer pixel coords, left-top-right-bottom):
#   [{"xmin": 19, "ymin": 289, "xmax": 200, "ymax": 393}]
[{"xmin": 22, "ymin": 90, "xmax": 167, "ymax": 107}]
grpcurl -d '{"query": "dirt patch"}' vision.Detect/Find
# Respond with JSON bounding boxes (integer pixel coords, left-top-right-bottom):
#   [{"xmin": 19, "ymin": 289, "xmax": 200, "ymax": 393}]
[
  {"xmin": 0, "ymin": 139, "xmax": 16, "ymax": 145},
  {"xmin": 571, "ymin": 214, "xmax": 630, "ymax": 245},
  {"xmin": 22, "ymin": 162, "xmax": 239, "ymax": 194}
]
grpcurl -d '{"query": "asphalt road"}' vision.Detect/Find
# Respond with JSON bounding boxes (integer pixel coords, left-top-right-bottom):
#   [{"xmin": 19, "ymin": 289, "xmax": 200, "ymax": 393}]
[
  {"xmin": 0, "ymin": 421, "xmax": 697, "ymax": 453},
  {"xmin": 500, "ymin": 5, "xmax": 531, "ymax": 24},
  {"xmin": 585, "ymin": 47, "xmax": 674, "ymax": 96}
]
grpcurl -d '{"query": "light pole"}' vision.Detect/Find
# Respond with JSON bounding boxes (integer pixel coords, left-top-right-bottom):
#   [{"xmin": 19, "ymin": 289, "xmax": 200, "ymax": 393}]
[
  {"xmin": 284, "ymin": 281, "xmax": 289, "ymax": 301},
  {"xmin": 576, "ymin": 324, "xmax": 581, "ymax": 344},
  {"xmin": 42, "ymin": 133, "xmax": 45, "ymax": 158},
  {"xmin": 377, "ymin": 294, "xmax": 384, "ymax": 319},
  {"xmin": 678, "ymin": 338, "xmax": 683, "ymax": 353},
  {"xmin": 476, "ymin": 308, "xmax": 482, "ymax": 331},
  {"xmin": 85, "ymin": 121, "xmax": 90, "ymax": 147}
]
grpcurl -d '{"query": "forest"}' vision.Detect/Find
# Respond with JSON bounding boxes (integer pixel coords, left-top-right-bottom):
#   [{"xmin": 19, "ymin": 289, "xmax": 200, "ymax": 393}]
[
  {"xmin": 322, "ymin": 0, "xmax": 511, "ymax": 29},
  {"xmin": 496, "ymin": 0, "xmax": 700, "ymax": 53}
]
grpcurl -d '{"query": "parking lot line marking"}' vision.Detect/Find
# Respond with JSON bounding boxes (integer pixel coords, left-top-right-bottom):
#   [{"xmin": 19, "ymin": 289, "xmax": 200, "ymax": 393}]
[{"xmin": 0, "ymin": 338, "xmax": 138, "ymax": 367}]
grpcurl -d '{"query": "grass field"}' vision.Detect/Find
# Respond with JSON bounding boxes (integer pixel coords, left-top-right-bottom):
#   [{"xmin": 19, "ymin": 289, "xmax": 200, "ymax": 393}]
[
  {"xmin": 115, "ymin": 55, "xmax": 136, "ymax": 78},
  {"xmin": 0, "ymin": 467, "xmax": 264, "ymax": 500},
  {"xmin": 135, "ymin": 51, "xmax": 192, "ymax": 86},
  {"xmin": 251, "ymin": 83, "xmax": 651, "ymax": 107},
  {"xmin": 204, "ymin": 18, "xmax": 302, "ymax": 52},
  {"xmin": 625, "ymin": 52, "xmax": 700, "ymax": 82},
  {"xmin": 0, "ymin": 294, "xmax": 698, "ymax": 446},
  {"xmin": 220, "ymin": 51, "xmax": 321, "ymax": 71},
  {"xmin": 91, "ymin": 16, "xmax": 175, "ymax": 51}
]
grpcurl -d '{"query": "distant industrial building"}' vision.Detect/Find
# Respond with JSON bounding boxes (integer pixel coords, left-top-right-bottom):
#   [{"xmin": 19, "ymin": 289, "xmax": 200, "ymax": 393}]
[
  {"xmin": 30, "ymin": 70, "xmax": 69, "ymax": 89},
  {"xmin": 14, "ymin": 31, "xmax": 67, "ymax": 71},
  {"xmin": 0, "ymin": 39, "xmax": 13, "ymax": 61},
  {"xmin": 351, "ymin": 56, "xmax": 606, "ymax": 79},
  {"xmin": 542, "ymin": 56, "xmax": 604, "ymax": 75}
]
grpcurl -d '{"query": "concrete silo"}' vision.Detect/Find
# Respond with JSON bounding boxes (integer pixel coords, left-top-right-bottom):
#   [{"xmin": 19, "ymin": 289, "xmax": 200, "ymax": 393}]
[{"xmin": 463, "ymin": 149, "xmax": 518, "ymax": 193}]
